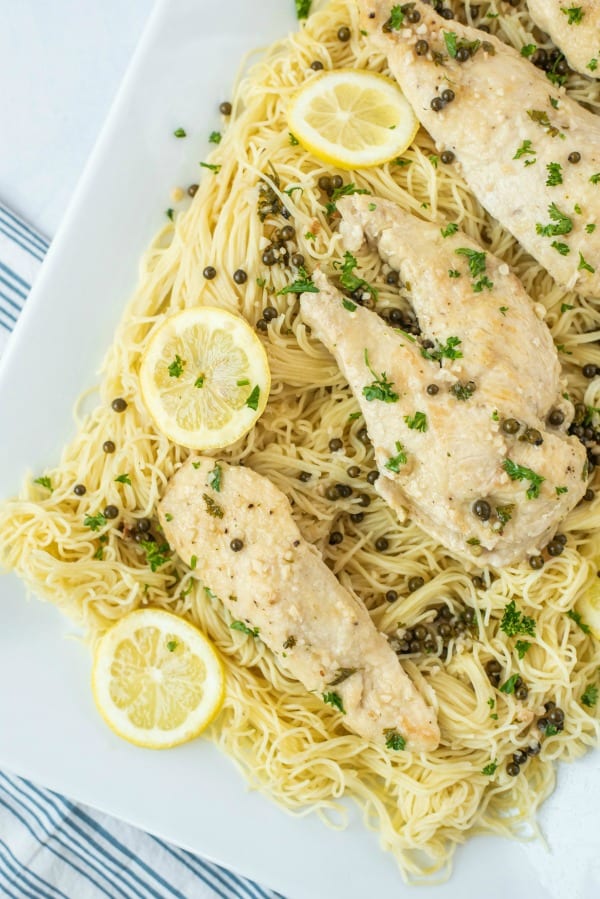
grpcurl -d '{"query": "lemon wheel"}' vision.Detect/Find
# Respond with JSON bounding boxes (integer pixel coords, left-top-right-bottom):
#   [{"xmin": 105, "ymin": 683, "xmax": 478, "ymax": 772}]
[
  {"xmin": 92, "ymin": 609, "xmax": 225, "ymax": 749},
  {"xmin": 287, "ymin": 69, "xmax": 418, "ymax": 169},
  {"xmin": 140, "ymin": 307, "xmax": 270, "ymax": 450}
]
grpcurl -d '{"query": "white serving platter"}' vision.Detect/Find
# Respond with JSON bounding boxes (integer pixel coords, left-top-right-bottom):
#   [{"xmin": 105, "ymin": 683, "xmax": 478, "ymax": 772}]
[{"xmin": 0, "ymin": 1, "xmax": 598, "ymax": 896}]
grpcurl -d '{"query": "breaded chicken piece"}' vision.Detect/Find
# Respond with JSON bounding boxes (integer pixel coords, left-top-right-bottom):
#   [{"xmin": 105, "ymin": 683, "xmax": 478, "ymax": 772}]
[{"xmin": 158, "ymin": 456, "xmax": 440, "ymax": 751}]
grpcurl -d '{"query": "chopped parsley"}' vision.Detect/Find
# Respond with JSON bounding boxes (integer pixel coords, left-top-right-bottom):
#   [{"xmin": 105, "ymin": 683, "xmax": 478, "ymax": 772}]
[
  {"xmin": 588, "ymin": 58, "xmax": 598, "ymax": 72},
  {"xmin": 203, "ymin": 493, "xmax": 224, "ymax": 518},
  {"xmin": 513, "ymin": 139, "xmax": 536, "ymax": 162},
  {"xmin": 550, "ymin": 96, "xmax": 560, "ymax": 110},
  {"xmin": 578, "ymin": 252, "xmax": 596, "ymax": 274},
  {"xmin": 167, "ymin": 640, "xmax": 178, "ymax": 651},
  {"xmin": 561, "ymin": 6, "xmax": 584, "ymax": 25},
  {"xmin": 342, "ymin": 298, "xmax": 357, "ymax": 312},
  {"xmin": 237, "ymin": 379, "xmax": 250, "ymax": 386},
  {"xmin": 84, "ymin": 513, "xmax": 107, "ymax": 532},
  {"xmin": 421, "ymin": 335, "xmax": 463, "ymax": 362},
  {"xmin": 546, "ymin": 53, "xmax": 569, "ymax": 87},
  {"xmin": 207, "ymin": 462, "xmax": 222, "ymax": 492},
  {"xmin": 384, "ymin": 729, "xmax": 406, "ymax": 751},
  {"xmin": 245, "ymin": 385, "xmax": 260, "ymax": 411},
  {"xmin": 556, "ymin": 485, "xmax": 568, "ymax": 496},
  {"xmin": 199, "ymin": 162, "xmax": 221, "ymax": 173},
  {"xmin": 114, "ymin": 473, "xmax": 132, "ymax": 485},
  {"xmin": 473, "ymin": 275, "xmax": 494, "ymax": 293},
  {"xmin": 166, "ymin": 208, "xmax": 174, "ymax": 221},
  {"xmin": 502, "ymin": 458, "xmax": 545, "ymax": 499},
  {"xmin": 567, "ymin": 609, "xmax": 591, "ymax": 634},
  {"xmin": 334, "ymin": 251, "xmax": 378, "ymax": 299},
  {"xmin": 362, "ymin": 349, "xmax": 399, "ymax": 403},
  {"xmin": 208, "ymin": 131, "xmax": 222, "ymax": 144},
  {"xmin": 527, "ymin": 109, "xmax": 563, "ymax": 138},
  {"xmin": 441, "ymin": 222, "xmax": 458, "ymax": 238},
  {"xmin": 384, "ymin": 441, "xmax": 408, "ymax": 473},
  {"xmin": 444, "ymin": 31, "xmax": 480, "ymax": 60},
  {"xmin": 481, "ymin": 760, "xmax": 498, "ymax": 776},
  {"xmin": 456, "ymin": 247, "xmax": 487, "ymax": 277},
  {"xmin": 277, "ymin": 267, "xmax": 319, "ymax": 295},
  {"xmin": 324, "ymin": 182, "xmax": 370, "ymax": 215},
  {"xmin": 389, "ymin": 4, "xmax": 408, "ymax": 29},
  {"xmin": 499, "ymin": 306, "xmax": 509, "ymax": 316},
  {"xmin": 535, "ymin": 203, "xmax": 573, "ymax": 237},
  {"xmin": 581, "ymin": 684, "xmax": 598, "ymax": 707},
  {"xmin": 495, "ymin": 504, "xmax": 514, "ymax": 534},
  {"xmin": 295, "ymin": 0, "xmax": 311, "ymax": 18},
  {"xmin": 173, "ymin": 127, "xmax": 186, "ymax": 138},
  {"xmin": 404, "ymin": 411, "xmax": 427, "ymax": 432},
  {"xmin": 520, "ymin": 44, "xmax": 537, "ymax": 58},
  {"xmin": 34, "ymin": 476, "xmax": 52, "ymax": 491},
  {"xmin": 231, "ymin": 620, "xmax": 259, "ymax": 637},
  {"xmin": 168, "ymin": 354, "xmax": 185, "ymax": 378},
  {"xmin": 322, "ymin": 691, "xmax": 345, "ymax": 714},
  {"xmin": 500, "ymin": 599, "xmax": 536, "ymax": 638},
  {"xmin": 552, "ymin": 241, "xmax": 571, "ymax": 256},
  {"xmin": 368, "ymin": 202, "xmax": 377, "ymax": 211},
  {"xmin": 561, "ymin": 303, "xmax": 574, "ymax": 312},
  {"xmin": 189, "ymin": 555, "xmax": 197, "ymax": 570},
  {"xmin": 586, "ymin": 223, "xmax": 597, "ymax": 234},
  {"xmin": 515, "ymin": 640, "xmax": 532, "ymax": 659},
  {"xmin": 283, "ymin": 635, "xmax": 297, "ymax": 650},
  {"xmin": 288, "ymin": 132, "xmax": 299, "ymax": 145},
  {"xmin": 93, "ymin": 546, "xmax": 104, "ymax": 561},
  {"xmin": 448, "ymin": 269, "xmax": 461, "ymax": 279},
  {"xmin": 194, "ymin": 376, "xmax": 204, "ymax": 388},
  {"xmin": 499, "ymin": 673, "xmax": 521, "ymax": 695},
  {"xmin": 164, "ymin": 513, "xmax": 173, "ymax": 522},
  {"xmin": 429, "ymin": 154, "xmax": 439, "ymax": 169},
  {"xmin": 140, "ymin": 540, "xmax": 171, "ymax": 572},
  {"xmin": 546, "ymin": 162, "xmax": 563, "ymax": 186}
]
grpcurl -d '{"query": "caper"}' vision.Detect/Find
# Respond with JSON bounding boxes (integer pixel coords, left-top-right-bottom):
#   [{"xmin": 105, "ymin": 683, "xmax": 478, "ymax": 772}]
[
  {"xmin": 568, "ymin": 151, "xmax": 581, "ymax": 164},
  {"xmin": 336, "ymin": 484, "xmax": 353, "ymax": 498},
  {"xmin": 547, "ymin": 408, "xmax": 565, "ymax": 427},
  {"xmin": 513, "ymin": 750, "xmax": 528, "ymax": 766},
  {"xmin": 233, "ymin": 269, "xmax": 248, "ymax": 284},
  {"xmin": 501, "ymin": 418, "xmax": 520, "ymax": 434},
  {"xmin": 350, "ymin": 511, "xmax": 364, "ymax": 523},
  {"xmin": 103, "ymin": 505, "xmax": 119, "ymax": 520},
  {"xmin": 187, "ymin": 183, "xmax": 199, "ymax": 197},
  {"xmin": 515, "ymin": 684, "xmax": 529, "ymax": 701},
  {"xmin": 298, "ymin": 471, "xmax": 312, "ymax": 482},
  {"xmin": 329, "ymin": 437, "xmax": 343, "ymax": 452},
  {"xmin": 230, "ymin": 538, "xmax": 244, "ymax": 552},
  {"xmin": 366, "ymin": 470, "xmax": 379, "ymax": 485},
  {"xmin": 331, "ymin": 175, "xmax": 344, "ymax": 190},
  {"xmin": 408, "ymin": 575, "xmax": 424, "ymax": 592},
  {"xmin": 329, "ymin": 531, "xmax": 343, "ymax": 545},
  {"xmin": 386, "ymin": 590, "xmax": 398, "ymax": 603},
  {"xmin": 203, "ymin": 266, "xmax": 216, "ymax": 279},
  {"xmin": 310, "ymin": 60, "xmax": 324, "ymax": 71},
  {"xmin": 427, "ymin": 384, "xmax": 439, "ymax": 396},
  {"xmin": 431, "ymin": 97, "xmax": 444, "ymax": 112},
  {"xmin": 337, "ymin": 25, "xmax": 351, "ymax": 41},
  {"xmin": 219, "ymin": 101, "xmax": 232, "ymax": 115},
  {"xmin": 529, "ymin": 555, "xmax": 544, "ymax": 570},
  {"xmin": 415, "ymin": 39, "xmax": 429, "ymax": 56},
  {"xmin": 262, "ymin": 248, "xmax": 277, "ymax": 266},
  {"xmin": 375, "ymin": 536, "xmax": 389, "ymax": 552},
  {"xmin": 582, "ymin": 363, "xmax": 598, "ymax": 378},
  {"xmin": 73, "ymin": 484, "xmax": 86, "ymax": 496},
  {"xmin": 440, "ymin": 150, "xmax": 455, "ymax": 164},
  {"xmin": 506, "ymin": 762, "xmax": 520, "ymax": 777},
  {"xmin": 326, "ymin": 486, "xmax": 339, "ymax": 501},
  {"xmin": 102, "ymin": 440, "xmax": 116, "ymax": 454},
  {"xmin": 472, "ymin": 499, "xmax": 491, "ymax": 521},
  {"xmin": 291, "ymin": 253, "xmax": 305, "ymax": 267},
  {"xmin": 547, "ymin": 538, "xmax": 564, "ymax": 557},
  {"xmin": 111, "ymin": 397, "xmax": 127, "ymax": 413},
  {"xmin": 347, "ymin": 465, "xmax": 361, "ymax": 478}
]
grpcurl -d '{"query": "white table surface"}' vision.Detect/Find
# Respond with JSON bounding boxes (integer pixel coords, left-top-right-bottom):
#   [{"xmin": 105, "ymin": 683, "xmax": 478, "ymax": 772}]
[{"xmin": 0, "ymin": 0, "xmax": 154, "ymax": 236}]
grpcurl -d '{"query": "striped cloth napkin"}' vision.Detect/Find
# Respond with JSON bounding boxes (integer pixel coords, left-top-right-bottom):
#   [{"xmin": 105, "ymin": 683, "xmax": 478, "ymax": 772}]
[{"xmin": 0, "ymin": 201, "xmax": 282, "ymax": 899}]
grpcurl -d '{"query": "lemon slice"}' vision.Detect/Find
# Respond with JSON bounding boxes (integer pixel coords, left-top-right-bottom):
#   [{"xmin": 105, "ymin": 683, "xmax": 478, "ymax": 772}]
[
  {"xmin": 92, "ymin": 609, "xmax": 225, "ymax": 749},
  {"xmin": 140, "ymin": 307, "xmax": 270, "ymax": 450},
  {"xmin": 287, "ymin": 69, "xmax": 418, "ymax": 170},
  {"xmin": 576, "ymin": 578, "xmax": 600, "ymax": 639}
]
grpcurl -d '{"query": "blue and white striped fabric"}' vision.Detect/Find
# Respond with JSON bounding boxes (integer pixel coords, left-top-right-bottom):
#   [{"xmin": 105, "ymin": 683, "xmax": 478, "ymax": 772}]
[{"xmin": 0, "ymin": 201, "xmax": 283, "ymax": 899}]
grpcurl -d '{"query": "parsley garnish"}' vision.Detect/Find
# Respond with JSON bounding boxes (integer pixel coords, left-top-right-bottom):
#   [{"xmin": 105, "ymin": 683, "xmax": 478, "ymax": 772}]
[
  {"xmin": 499, "ymin": 306, "xmax": 509, "ymax": 316},
  {"xmin": 482, "ymin": 760, "xmax": 498, "ymax": 776},
  {"xmin": 550, "ymin": 96, "xmax": 559, "ymax": 109},
  {"xmin": 384, "ymin": 729, "xmax": 406, "ymax": 751},
  {"xmin": 500, "ymin": 599, "xmax": 536, "ymax": 638},
  {"xmin": 513, "ymin": 139, "xmax": 536, "ymax": 162},
  {"xmin": 324, "ymin": 183, "xmax": 370, "ymax": 215},
  {"xmin": 473, "ymin": 275, "xmax": 494, "ymax": 292},
  {"xmin": 520, "ymin": 44, "xmax": 537, "ymax": 58},
  {"xmin": 441, "ymin": 222, "xmax": 458, "ymax": 238},
  {"xmin": 84, "ymin": 513, "xmax": 107, "ymax": 531},
  {"xmin": 515, "ymin": 640, "xmax": 532, "ymax": 659},
  {"xmin": 203, "ymin": 494, "xmax": 224, "ymax": 518},
  {"xmin": 209, "ymin": 131, "xmax": 222, "ymax": 144},
  {"xmin": 322, "ymin": 691, "xmax": 345, "ymax": 714},
  {"xmin": 173, "ymin": 127, "xmax": 186, "ymax": 138},
  {"xmin": 231, "ymin": 620, "xmax": 259, "ymax": 637},
  {"xmin": 165, "ymin": 513, "xmax": 173, "ymax": 522},
  {"xmin": 552, "ymin": 241, "xmax": 571, "ymax": 256},
  {"xmin": 455, "ymin": 247, "xmax": 487, "ymax": 278},
  {"xmin": 561, "ymin": 6, "xmax": 584, "ymax": 25},
  {"xmin": 499, "ymin": 673, "xmax": 521, "ymax": 694},
  {"xmin": 199, "ymin": 162, "xmax": 221, "ymax": 173},
  {"xmin": 334, "ymin": 251, "xmax": 377, "ymax": 299},
  {"xmin": 567, "ymin": 609, "xmax": 591, "ymax": 634},
  {"xmin": 429, "ymin": 154, "xmax": 439, "ymax": 169},
  {"xmin": 546, "ymin": 162, "xmax": 563, "ymax": 186},
  {"xmin": 503, "ymin": 458, "xmax": 545, "ymax": 499},
  {"xmin": 288, "ymin": 132, "xmax": 299, "ymax": 145},
  {"xmin": 546, "ymin": 53, "xmax": 568, "ymax": 87},
  {"xmin": 586, "ymin": 223, "xmax": 597, "ymax": 234},
  {"xmin": 295, "ymin": 0, "xmax": 311, "ymax": 19},
  {"xmin": 114, "ymin": 473, "xmax": 131, "ymax": 485},
  {"xmin": 561, "ymin": 303, "xmax": 574, "ymax": 312},
  {"xmin": 362, "ymin": 349, "xmax": 399, "ymax": 403},
  {"xmin": 140, "ymin": 540, "xmax": 171, "ymax": 572},
  {"xmin": 389, "ymin": 4, "xmax": 408, "ymax": 29},
  {"xmin": 34, "ymin": 476, "xmax": 52, "ymax": 491},
  {"xmin": 495, "ymin": 504, "xmax": 514, "ymax": 534},
  {"xmin": 404, "ymin": 411, "xmax": 427, "ymax": 432},
  {"xmin": 168, "ymin": 355, "xmax": 185, "ymax": 378},
  {"xmin": 384, "ymin": 441, "xmax": 407, "ymax": 472},
  {"xmin": 421, "ymin": 335, "xmax": 463, "ymax": 362},
  {"xmin": 588, "ymin": 58, "xmax": 598, "ymax": 72},
  {"xmin": 527, "ymin": 109, "xmax": 562, "ymax": 138},
  {"xmin": 283, "ymin": 635, "xmax": 297, "ymax": 650},
  {"xmin": 556, "ymin": 485, "xmax": 568, "ymax": 496},
  {"xmin": 444, "ymin": 31, "xmax": 480, "ymax": 60},
  {"xmin": 277, "ymin": 267, "xmax": 319, "ymax": 295},
  {"xmin": 342, "ymin": 298, "xmax": 357, "ymax": 312},
  {"xmin": 207, "ymin": 462, "xmax": 222, "ymax": 492},
  {"xmin": 167, "ymin": 640, "xmax": 178, "ymax": 651},
  {"xmin": 578, "ymin": 252, "xmax": 596, "ymax": 274},
  {"xmin": 189, "ymin": 555, "xmax": 197, "ymax": 570},
  {"xmin": 536, "ymin": 204, "xmax": 573, "ymax": 237},
  {"xmin": 245, "ymin": 385, "xmax": 260, "ymax": 411},
  {"xmin": 581, "ymin": 684, "xmax": 598, "ymax": 707},
  {"xmin": 166, "ymin": 208, "xmax": 174, "ymax": 221},
  {"xmin": 448, "ymin": 269, "xmax": 461, "ymax": 279}
]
